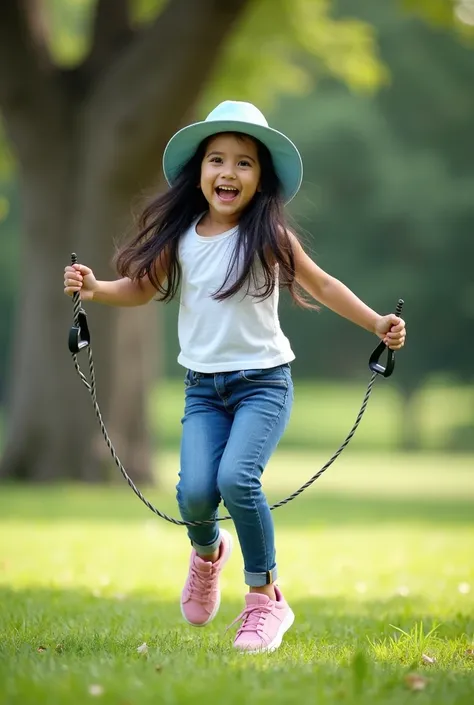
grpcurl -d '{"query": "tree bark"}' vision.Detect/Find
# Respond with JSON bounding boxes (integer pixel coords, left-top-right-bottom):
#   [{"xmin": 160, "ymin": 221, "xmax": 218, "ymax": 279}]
[{"xmin": 0, "ymin": 0, "xmax": 250, "ymax": 482}]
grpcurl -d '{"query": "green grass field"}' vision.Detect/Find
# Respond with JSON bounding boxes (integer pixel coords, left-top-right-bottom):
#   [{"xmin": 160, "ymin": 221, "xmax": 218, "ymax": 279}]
[
  {"xmin": 1, "ymin": 450, "xmax": 473, "ymax": 704},
  {"xmin": 1, "ymin": 379, "xmax": 473, "ymax": 456},
  {"xmin": 151, "ymin": 380, "xmax": 474, "ymax": 451}
]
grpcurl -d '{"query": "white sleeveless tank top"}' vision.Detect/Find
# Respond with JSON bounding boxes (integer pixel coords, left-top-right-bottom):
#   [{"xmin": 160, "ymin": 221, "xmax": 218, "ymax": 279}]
[{"xmin": 177, "ymin": 217, "xmax": 295, "ymax": 372}]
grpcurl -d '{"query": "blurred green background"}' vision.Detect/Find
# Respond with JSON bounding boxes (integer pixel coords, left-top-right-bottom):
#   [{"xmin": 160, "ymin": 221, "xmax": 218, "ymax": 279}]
[
  {"xmin": 1, "ymin": 0, "xmax": 473, "ymax": 483},
  {"xmin": 1, "ymin": 3, "xmax": 474, "ymax": 703}
]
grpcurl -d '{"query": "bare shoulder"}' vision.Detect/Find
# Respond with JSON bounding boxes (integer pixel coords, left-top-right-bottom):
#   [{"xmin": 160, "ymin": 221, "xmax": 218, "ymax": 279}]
[
  {"xmin": 284, "ymin": 228, "xmax": 331, "ymax": 294},
  {"xmin": 134, "ymin": 248, "xmax": 170, "ymax": 298},
  {"xmin": 280, "ymin": 227, "xmax": 311, "ymax": 264}
]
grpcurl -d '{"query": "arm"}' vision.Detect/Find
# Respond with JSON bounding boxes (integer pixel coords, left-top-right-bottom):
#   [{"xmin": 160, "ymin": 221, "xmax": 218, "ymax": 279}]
[
  {"xmin": 64, "ymin": 252, "xmax": 168, "ymax": 307},
  {"xmin": 92, "ymin": 276, "xmax": 158, "ymax": 307},
  {"xmin": 290, "ymin": 235, "xmax": 406, "ymax": 349}
]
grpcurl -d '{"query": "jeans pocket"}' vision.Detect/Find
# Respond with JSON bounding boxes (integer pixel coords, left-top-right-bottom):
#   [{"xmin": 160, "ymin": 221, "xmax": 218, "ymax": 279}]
[
  {"xmin": 184, "ymin": 369, "xmax": 200, "ymax": 388},
  {"xmin": 240, "ymin": 365, "xmax": 288, "ymax": 386}
]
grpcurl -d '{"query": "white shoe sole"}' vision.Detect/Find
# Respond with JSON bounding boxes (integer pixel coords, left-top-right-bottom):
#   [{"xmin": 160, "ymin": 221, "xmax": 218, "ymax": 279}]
[
  {"xmin": 237, "ymin": 607, "xmax": 295, "ymax": 654},
  {"xmin": 180, "ymin": 528, "xmax": 233, "ymax": 627}
]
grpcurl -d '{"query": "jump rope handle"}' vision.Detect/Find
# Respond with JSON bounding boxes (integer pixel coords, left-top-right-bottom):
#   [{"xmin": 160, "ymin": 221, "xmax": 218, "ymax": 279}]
[
  {"xmin": 368, "ymin": 299, "xmax": 404, "ymax": 378},
  {"xmin": 68, "ymin": 252, "xmax": 91, "ymax": 354}
]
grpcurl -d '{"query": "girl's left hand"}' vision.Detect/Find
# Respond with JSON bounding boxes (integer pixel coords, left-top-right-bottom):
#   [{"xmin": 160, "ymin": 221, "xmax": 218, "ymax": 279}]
[{"xmin": 375, "ymin": 314, "xmax": 406, "ymax": 350}]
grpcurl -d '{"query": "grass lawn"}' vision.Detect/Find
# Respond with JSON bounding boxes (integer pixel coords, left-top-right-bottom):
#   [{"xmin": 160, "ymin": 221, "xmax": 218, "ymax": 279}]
[
  {"xmin": 0, "ymin": 451, "xmax": 473, "ymax": 704},
  {"xmin": 151, "ymin": 379, "xmax": 474, "ymax": 451}
]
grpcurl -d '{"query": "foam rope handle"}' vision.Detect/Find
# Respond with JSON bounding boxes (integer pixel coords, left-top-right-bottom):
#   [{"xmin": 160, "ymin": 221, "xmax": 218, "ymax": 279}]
[
  {"xmin": 368, "ymin": 299, "xmax": 404, "ymax": 378},
  {"xmin": 68, "ymin": 252, "xmax": 91, "ymax": 353}
]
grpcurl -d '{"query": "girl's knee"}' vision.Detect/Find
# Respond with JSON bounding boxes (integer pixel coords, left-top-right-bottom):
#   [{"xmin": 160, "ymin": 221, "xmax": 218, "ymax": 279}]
[
  {"xmin": 176, "ymin": 482, "xmax": 219, "ymax": 520},
  {"xmin": 218, "ymin": 466, "xmax": 258, "ymax": 509}
]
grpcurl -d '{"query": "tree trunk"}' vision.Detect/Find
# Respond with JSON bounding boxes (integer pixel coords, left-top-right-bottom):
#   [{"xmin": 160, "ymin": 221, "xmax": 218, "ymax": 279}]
[
  {"xmin": 103, "ymin": 303, "xmax": 160, "ymax": 484},
  {"xmin": 0, "ymin": 0, "xmax": 250, "ymax": 482},
  {"xmin": 0, "ymin": 141, "xmax": 157, "ymax": 483}
]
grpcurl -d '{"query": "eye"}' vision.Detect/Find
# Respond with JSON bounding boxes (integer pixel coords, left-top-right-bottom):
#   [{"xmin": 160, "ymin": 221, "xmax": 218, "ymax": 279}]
[
  {"xmin": 238, "ymin": 160, "xmax": 252, "ymax": 167},
  {"xmin": 209, "ymin": 156, "xmax": 223, "ymax": 164}
]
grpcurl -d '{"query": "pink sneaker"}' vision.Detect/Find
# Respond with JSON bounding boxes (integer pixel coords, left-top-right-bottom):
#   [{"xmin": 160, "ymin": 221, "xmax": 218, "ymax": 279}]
[
  {"xmin": 230, "ymin": 586, "xmax": 295, "ymax": 653},
  {"xmin": 180, "ymin": 529, "xmax": 233, "ymax": 626}
]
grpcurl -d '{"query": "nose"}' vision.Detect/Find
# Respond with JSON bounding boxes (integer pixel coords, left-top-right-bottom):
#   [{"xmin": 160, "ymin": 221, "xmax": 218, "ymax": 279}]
[{"xmin": 221, "ymin": 161, "xmax": 236, "ymax": 179}]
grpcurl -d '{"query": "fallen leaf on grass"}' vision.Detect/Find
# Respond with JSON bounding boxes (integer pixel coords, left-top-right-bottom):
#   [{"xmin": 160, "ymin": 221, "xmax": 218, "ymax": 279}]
[
  {"xmin": 405, "ymin": 674, "xmax": 428, "ymax": 691},
  {"xmin": 421, "ymin": 654, "xmax": 436, "ymax": 664},
  {"xmin": 137, "ymin": 642, "xmax": 148, "ymax": 655},
  {"xmin": 37, "ymin": 646, "xmax": 47, "ymax": 653},
  {"xmin": 88, "ymin": 684, "xmax": 104, "ymax": 696},
  {"xmin": 465, "ymin": 649, "xmax": 474, "ymax": 658}
]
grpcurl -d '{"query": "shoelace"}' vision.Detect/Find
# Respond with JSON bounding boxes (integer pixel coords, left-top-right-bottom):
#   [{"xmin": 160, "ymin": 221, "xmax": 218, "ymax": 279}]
[
  {"xmin": 188, "ymin": 563, "xmax": 217, "ymax": 603},
  {"xmin": 227, "ymin": 603, "xmax": 273, "ymax": 636}
]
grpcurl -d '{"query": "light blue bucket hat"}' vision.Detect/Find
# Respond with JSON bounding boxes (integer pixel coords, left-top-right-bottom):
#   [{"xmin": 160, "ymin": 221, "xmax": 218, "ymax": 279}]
[{"xmin": 162, "ymin": 100, "xmax": 303, "ymax": 204}]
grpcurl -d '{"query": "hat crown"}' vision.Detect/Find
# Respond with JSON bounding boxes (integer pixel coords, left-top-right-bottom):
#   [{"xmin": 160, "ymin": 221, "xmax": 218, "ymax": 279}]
[{"xmin": 205, "ymin": 100, "xmax": 269, "ymax": 128}]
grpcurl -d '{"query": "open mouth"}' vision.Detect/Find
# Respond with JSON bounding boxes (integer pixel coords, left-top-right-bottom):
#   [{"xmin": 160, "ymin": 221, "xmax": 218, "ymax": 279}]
[{"xmin": 215, "ymin": 185, "xmax": 240, "ymax": 202}]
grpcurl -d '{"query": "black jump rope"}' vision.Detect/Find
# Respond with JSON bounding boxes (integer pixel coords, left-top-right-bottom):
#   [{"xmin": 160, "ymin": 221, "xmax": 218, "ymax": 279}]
[{"xmin": 68, "ymin": 253, "xmax": 404, "ymax": 527}]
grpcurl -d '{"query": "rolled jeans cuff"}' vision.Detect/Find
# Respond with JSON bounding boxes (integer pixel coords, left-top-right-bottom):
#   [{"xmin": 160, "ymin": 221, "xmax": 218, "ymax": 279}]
[
  {"xmin": 191, "ymin": 533, "xmax": 221, "ymax": 556},
  {"xmin": 244, "ymin": 566, "xmax": 278, "ymax": 587}
]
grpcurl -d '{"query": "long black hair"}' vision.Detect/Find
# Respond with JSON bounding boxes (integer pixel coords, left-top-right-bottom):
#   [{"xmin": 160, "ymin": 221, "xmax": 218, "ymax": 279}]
[{"xmin": 115, "ymin": 132, "xmax": 313, "ymax": 308}]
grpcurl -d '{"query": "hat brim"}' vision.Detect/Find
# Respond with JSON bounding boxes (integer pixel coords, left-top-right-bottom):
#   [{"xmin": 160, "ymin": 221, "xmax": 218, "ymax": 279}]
[{"xmin": 162, "ymin": 119, "xmax": 303, "ymax": 204}]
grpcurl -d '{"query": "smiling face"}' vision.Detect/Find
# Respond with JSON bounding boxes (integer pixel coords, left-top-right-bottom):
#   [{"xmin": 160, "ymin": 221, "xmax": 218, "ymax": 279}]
[{"xmin": 200, "ymin": 133, "xmax": 261, "ymax": 224}]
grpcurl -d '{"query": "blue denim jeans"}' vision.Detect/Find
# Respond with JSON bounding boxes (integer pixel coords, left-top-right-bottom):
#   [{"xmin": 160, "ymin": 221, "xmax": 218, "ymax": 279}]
[{"xmin": 176, "ymin": 364, "xmax": 293, "ymax": 587}]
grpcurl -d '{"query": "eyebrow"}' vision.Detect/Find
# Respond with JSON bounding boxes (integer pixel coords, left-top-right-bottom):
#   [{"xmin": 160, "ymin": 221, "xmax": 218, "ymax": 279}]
[{"xmin": 206, "ymin": 151, "xmax": 256, "ymax": 163}]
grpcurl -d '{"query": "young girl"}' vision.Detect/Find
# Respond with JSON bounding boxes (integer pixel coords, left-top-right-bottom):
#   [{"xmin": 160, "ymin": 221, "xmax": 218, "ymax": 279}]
[{"xmin": 64, "ymin": 100, "xmax": 406, "ymax": 653}]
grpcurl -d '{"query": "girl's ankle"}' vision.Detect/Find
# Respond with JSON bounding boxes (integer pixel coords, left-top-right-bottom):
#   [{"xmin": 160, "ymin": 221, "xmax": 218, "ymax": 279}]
[
  {"xmin": 249, "ymin": 584, "xmax": 277, "ymax": 601},
  {"xmin": 197, "ymin": 549, "xmax": 219, "ymax": 563}
]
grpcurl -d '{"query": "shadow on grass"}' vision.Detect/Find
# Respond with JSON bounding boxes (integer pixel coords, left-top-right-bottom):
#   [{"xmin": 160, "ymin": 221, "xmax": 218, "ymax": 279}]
[{"xmin": 0, "ymin": 484, "xmax": 473, "ymax": 526}]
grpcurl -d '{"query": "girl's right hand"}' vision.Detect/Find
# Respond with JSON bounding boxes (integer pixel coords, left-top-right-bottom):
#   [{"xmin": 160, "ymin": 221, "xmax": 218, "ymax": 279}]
[{"xmin": 64, "ymin": 263, "xmax": 98, "ymax": 301}]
